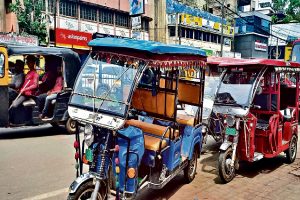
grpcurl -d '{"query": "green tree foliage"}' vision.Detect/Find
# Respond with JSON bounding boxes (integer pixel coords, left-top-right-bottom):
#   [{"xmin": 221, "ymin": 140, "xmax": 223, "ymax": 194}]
[
  {"xmin": 273, "ymin": 0, "xmax": 300, "ymax": 23},
  {"xmin": 9, "ymin": 0, "xmax": 48, "ymax": 44}
]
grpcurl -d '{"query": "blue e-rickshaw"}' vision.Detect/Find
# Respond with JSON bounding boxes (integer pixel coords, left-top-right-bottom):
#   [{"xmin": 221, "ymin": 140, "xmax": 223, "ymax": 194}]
[{"xmin": 67, "ymin": 38, "xmax": 207, "ymax": 200}]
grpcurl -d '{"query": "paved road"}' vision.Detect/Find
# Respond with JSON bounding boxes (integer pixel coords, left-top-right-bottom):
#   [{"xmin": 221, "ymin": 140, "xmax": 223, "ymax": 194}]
[{"xmin": 0, "ymin": 126, "xmax": 300, "ymax": 200}]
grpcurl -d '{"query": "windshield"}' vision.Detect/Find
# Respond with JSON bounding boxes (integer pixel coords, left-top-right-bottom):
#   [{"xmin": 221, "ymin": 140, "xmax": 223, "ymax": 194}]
[
  {"xmin": 203, "ymin": 76, "xmax": 220, "ymax": 119},
  {"xmin": 215, "ymin": 70, "xmax": 260, "ymax": 107},
  {"xmin": 70, "ymin": 55, "xmax": 143, "ymax": 117},
  {"xmin": 291, "ymin": 43, "xmax": 300, "ymax": 63}
]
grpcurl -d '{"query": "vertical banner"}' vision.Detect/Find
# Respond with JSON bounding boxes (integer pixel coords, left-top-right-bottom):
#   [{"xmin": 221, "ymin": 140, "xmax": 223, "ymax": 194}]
[{"xmin": 129, "ymin": 0, "xmax": 145, "ymax": 16}]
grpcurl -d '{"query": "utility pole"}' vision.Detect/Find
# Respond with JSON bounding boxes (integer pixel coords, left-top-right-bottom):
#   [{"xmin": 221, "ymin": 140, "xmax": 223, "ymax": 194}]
[
  {"xmin": 179, "ymin": 14, "xmax": 182, "ymax": 45},
  {"xmin": 54, "ymin": 0, "xmax": 58, "ymax": 47},
  {"xmin": 220, "ymin": 0, "xmax": 225, "ymax": 57}
]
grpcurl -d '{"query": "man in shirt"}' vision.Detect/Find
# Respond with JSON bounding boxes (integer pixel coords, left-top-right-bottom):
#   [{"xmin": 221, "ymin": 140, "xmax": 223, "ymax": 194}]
[
  {"xmin": 8, "ymin": 60, "xmax": 25, "ymax": 105},
  {"xmin": 40, "ymin": 67, "xmax": 63, "ymax": 119},
  {"xmin": 36, "ymin": 57, "xmax": 57, "ymax": 95},
  {"xmin": 10, "ymin": 55, "xmax": 39, "ymax": 109}
]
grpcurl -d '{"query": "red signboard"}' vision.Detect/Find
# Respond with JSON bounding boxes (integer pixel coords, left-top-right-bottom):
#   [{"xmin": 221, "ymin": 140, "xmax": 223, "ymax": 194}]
[{"xmin": 55, "ymin": 28, "xmax": 92, "ymax": 49}]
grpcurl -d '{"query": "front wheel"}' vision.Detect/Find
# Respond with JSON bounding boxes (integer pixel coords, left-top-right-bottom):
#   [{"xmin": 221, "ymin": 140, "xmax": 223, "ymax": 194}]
[
  {"xmin": 218, "ymin": 147, "xmax": 235, "ymax": 183},
  {"xmin": 285, "ymin": 135, "xmax": 297, "ymax": 164},
  {"xmin": 67, "ymin": 180, "xmax": 107, "ymax": 200},
  {"xmin": 184, "ymin": 149, "xmax": 198, "ymax": 183}
]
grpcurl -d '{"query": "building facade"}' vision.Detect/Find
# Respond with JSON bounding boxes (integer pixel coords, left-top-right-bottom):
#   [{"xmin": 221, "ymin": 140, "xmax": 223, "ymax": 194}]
[
  {"xmin": 235, "ymin": 11, "xmax": 271, "ymax": 58},
  {"xmin": 166, "ymin": 0, "xmax": 235, "ymax": 56},
  {"xmin": 1, "ymin": 0, "xmax": 152, "ymax": 56}
]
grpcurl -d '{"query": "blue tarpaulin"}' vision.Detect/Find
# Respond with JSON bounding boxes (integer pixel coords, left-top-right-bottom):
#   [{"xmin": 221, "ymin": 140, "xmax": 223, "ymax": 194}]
[{"xmin": 89, "ymin": 37, "xmax": 207, "ymax": 56}]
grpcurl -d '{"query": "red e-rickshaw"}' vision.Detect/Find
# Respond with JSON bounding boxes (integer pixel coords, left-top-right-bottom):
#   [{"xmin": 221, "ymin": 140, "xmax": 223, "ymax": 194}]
[{"xmin": 213, "ymin": 58, "xmax": 299, "ymax": 183}]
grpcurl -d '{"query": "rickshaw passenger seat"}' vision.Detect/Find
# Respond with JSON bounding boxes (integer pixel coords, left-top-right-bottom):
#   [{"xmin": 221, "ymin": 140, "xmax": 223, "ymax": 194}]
[
  {"xmin": 125, "ymin": 119, "xmax": 179, "ymax": 151},
  {"xmin": 22, "ymin": 98, "xmax": 36, "ymax": 107}
]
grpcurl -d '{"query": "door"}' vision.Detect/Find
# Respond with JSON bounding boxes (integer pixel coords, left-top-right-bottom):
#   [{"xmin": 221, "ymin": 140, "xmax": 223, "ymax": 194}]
[{"xmin": 0, "ymin": 47, "xmax": 9, "ymax": 127}]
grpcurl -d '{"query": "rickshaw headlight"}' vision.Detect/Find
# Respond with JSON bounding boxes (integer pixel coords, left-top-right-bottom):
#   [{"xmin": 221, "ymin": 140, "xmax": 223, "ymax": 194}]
[
  {"xmin": 226, "ymin": 115, "xmax": 235, "ymax": 127},
  {"xmin": 84, "ymin": 124, "xmax": 94, "ymax": 147}
]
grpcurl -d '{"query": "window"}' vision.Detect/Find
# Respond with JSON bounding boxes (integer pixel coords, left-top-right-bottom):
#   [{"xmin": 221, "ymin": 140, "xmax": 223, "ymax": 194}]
[
  {"xmin": 169, "ymin": 27, "xmax": 175, "ymax": 37},
  {"xmin": 194, "ymin": 30, "xmax": 202, "ymax": 40},
  {"xmin": 142, "ymin": 19, "xmax": 149, "ymax": 31},
  {"xmin": 59, "ymin": 0, "xmax": 77, "ymax": 17},
  {"xmin": 80, "ymin": 5, "xmax": 97, "ymax": 21},
  {"xmin": 180, "ymin": 28, "xmax": 185, "ymax": 38},
  {"xmin": 48, "ymin": 0, "xmax": 55, "ymax": 13},
  {"xmin": 260, "ymin": 2, "xmax": 271, "ymax": 8},
  {"xmin": 115, "ymin": 13, "xmax": 129, "ymax": 28},
  {"xmin": 40, "ymin": 0, "xmax": 46, "ymax": 11},
  {"xmin": 0, "ymin": 53, "xmax": 4, "ymax": 78},
  {"xmin": 99, "ymin": 9, "xmax": 114, "ymax": 25},
  {"xmin": 186, "ymin": 29, "xmax": 193, "ymax": 39}
]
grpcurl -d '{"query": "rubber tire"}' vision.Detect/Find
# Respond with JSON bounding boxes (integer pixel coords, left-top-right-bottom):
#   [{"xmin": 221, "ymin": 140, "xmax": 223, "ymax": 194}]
[
  {"xmin": 184, "ymin": 149, "xmax": 198, "ymax": 183},
  {"xmin": 67, "ymin": 180, "xmax": 105, "ymax": 200},
  {"xmin": 218, "ymin": 147, "xmax": 236, "ymax": 183},
  {"xmin": 66, "ymin": 118, "xmax": 77, "ymax": 134},
  {"xmin": 285, "ymin": 135, "xmax": 298, "ymax": 164}
]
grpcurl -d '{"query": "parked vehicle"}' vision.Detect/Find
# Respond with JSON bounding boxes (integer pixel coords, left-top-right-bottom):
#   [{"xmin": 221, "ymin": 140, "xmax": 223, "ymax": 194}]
[
  {"xmin": 213, "ymin": 58, "xmax": 300, "ymax": 183},
  {"xmin": 67, "ymin": 37, "xmax": 207, "ymax": 199},
  {"xmin": 0, "ymin": 44, "xmax": 81, "ymax": 133}
]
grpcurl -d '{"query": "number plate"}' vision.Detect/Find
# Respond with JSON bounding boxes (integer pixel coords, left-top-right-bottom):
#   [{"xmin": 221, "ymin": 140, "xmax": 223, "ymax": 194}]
[
  {"xmin": 85, "ymin": 148, "xmax": 93, "ymax": 162},
  {"xmin": 225, "ymin": 127, "xmax": 237, "ymax": 136}
]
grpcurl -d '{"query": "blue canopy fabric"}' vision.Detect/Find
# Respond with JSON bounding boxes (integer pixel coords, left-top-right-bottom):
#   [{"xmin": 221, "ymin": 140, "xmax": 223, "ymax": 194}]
[{"xmin": 88, "ymin": 38, "xmax": 207, "ymax": 57}]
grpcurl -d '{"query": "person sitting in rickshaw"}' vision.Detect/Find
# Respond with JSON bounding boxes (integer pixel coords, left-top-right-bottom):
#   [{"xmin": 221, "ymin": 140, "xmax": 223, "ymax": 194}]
[
  {"xmin": 10, "ymin": 55, "xmax": 39, "ymax": 109},
  {"xmin": 39, "ymin": 67, "xmax": 63, "ymax": 119},
  {"xmin": 8, "ymin": 60, "xmax": 25, "ymax": 105},
  {"xmin": 36, "ymin": 58, "xmax": 57, "ymax": 95}
]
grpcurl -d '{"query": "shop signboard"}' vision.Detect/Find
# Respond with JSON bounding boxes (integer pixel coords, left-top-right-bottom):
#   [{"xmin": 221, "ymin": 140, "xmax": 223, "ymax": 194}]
[
  {"xmin": 0, "ymin": 33, "xmax": 38, "ymax": 46},
  {"xmin": 129, "ymin": 0, "xmax": 145, "ymax": 16},
  {"xmin": 55, "ymin": 28, "xmax": 92, "ymax": 49},
  {"xmin": 131, "ymin": 16, "xmax": 142, "ymax": 30},
  {"xmin": 115, "ymin": 27, "xmax": 130, "ymax": 38},
  {"xmin": 255, "ymin": 41, "xmax": 268, "ymax": 52},
  {"xmin": 99, "ymin": 25, "xmax": 114, "ymax": 36},
  {"xmin": 81, "ymin": 21, "xmax": 98, "ymax": 33},
  {"xmin": 59, "ymin": 17, "xmax": 79, "ymax": 31}
]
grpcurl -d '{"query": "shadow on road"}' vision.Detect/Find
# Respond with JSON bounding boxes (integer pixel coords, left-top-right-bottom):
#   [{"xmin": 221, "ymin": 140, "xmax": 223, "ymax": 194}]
[
  {"xmin": 135, "ymin": 174, "xmax": 186, "ymax": 200},
  {"xmin": 199, "ymin": 137, "xmax": 290, "ymax": 184},
  {"xmin": 0, "ymin": 125, "xmax": 68, "ymax": 140}
]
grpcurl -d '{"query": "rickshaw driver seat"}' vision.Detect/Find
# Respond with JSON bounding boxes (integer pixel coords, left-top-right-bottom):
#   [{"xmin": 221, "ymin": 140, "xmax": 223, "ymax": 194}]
[{"xmin": 22, "ymin": 98, "xmax": 37, "ymax": 107}]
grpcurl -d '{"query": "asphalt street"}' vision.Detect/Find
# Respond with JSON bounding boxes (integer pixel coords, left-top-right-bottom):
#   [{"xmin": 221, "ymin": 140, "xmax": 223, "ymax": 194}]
[{"xmin": 0, "ymin": 125, "xmax": 299, "ymax": 200}]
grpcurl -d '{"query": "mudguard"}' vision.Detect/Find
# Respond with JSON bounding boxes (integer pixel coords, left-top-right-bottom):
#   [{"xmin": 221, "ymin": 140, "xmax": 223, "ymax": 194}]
[
  {"xmin": 220, "ymin": 141, "xmax": 232, "ymax": 151},
  {"xmin": 181, "ymin": 125, "xmax": 203, "ymax": 160},
  {"xmin": 69, "ymin": 172, "xmax": 95, "ymax": 194},
  {"xmin": 62, "ymin": 110, "xmax": 69, "ymax": 121}
]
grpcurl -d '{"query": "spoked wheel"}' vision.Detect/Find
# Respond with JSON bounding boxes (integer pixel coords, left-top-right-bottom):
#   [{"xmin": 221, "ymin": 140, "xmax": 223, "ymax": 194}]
[
  {"xmin": 66, "ymin": 118, "xmax": 77, "ymax": 134},
  {"xmin": 67, "ymin": 180, "xmax": 107, "ymax": 200},
  {"xmin": 218, "ymin": 147, "xmax": 235, "ymax": 183},
  {"xmin": 286, "ymin": 135, "xmax": 298, "ymax": 164},
  {"xmin": 184, "ymin": 149, "xmax": 198, "ymax": 183}
]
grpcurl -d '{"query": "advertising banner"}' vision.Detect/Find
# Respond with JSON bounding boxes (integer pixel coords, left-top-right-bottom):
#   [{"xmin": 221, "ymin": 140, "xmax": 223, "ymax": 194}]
[
  {"xmin": 131, "ymin": 16, "xmax": 142, "ymax": 30},
  {"xmin": 0, "ymin": 33, "xmax": 38, "ymax": 46},
  {"xmin": 254, "ymin": 41, "xmax": 268, "ymax": 52},
  {"xmin": 129, "ymin": 0, "xmax": 145, "ymax": 16},
  {"xmin": 55, "ymin": 28, "xmax": 92, "ymax": 49}
]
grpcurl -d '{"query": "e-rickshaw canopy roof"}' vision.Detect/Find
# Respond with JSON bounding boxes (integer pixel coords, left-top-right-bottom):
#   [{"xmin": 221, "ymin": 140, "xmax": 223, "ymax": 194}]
[
  {"xmin": 207, "ymin": 56, "xmax": 243, "ymax": 66},
  {"xmin": 88, "ymin": 38, "xmax": 207, "ymax": 68},
  {"xmin": 218, "ymin": 58, "xmax": 300, "ymax": 72},
  {"xmin": 2, "ymin": 44, "xmax": 81, "ymax": 88},
  {"xmin": 89, "ymin": 38, "xmax": 207, "ymax": 56}
]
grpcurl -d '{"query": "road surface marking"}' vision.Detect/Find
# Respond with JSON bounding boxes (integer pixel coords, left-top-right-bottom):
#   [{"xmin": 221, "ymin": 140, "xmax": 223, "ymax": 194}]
[{"xmin": 22, "ymin": 188, "xmax": 69, "ymax": 200}]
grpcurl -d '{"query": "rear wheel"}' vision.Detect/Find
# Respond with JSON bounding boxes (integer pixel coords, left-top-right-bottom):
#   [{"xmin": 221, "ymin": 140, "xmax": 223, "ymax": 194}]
[
  {"xmin": 66, "ymin": 118, "xmax": 77, "ymax": 134},
  {"xmin": 285, "ymin": 135, "xmax": 297, "ymax": 164},
  {"xmin": 67, "ymin": 180, "xmax": 107, "ymax": 200},
  {"xmin": 184, "ymin": 149, "xmax": 198, "ymax": 183},
  {"xmin": 218, "ymin": 147, "xmax": 235, "ymax": 183}
]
